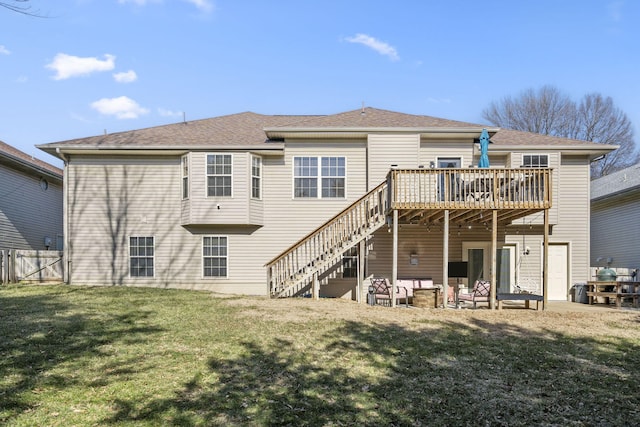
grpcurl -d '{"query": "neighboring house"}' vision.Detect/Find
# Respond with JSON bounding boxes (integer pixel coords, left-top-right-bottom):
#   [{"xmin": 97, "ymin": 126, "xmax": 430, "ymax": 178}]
[
  {"xmin": 590, "ymin": 163, "xmax": 640, "ymax": 270},
  {"xmin": 38, "ymin": 108, "xmax": 615, "ymax": 302},
  {"xmin": 0, "ymin": 141, "xmax": 63, "ymax": 251}
]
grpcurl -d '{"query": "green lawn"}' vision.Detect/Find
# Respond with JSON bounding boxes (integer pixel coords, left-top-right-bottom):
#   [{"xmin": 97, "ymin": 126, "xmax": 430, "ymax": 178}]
[{"xmin": 2, "ymin": 284, "xmax": 640, "ymax": 426}]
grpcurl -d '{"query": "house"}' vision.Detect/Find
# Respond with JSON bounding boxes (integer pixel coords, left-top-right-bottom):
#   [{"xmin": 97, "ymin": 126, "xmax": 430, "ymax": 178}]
[
  {"xmin": 590, "ymin": 163, "xmax": 640, "ymax": 273},
  {"xmin": 37, "ymin": 108, "xmax": 615, "ymax": 304},
  {"xmin": 0, "ymin": 141, "xmax": 63, "ymax": 251}
]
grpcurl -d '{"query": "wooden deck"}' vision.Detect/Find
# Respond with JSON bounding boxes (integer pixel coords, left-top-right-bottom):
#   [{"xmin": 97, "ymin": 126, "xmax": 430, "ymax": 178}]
[
  {"xmin": 266, "ymin": 168, "xmax": 552, "ymax": 299},
  {"xmin": 389, "ymin": 168, "xmax": 551, "ymax": 225}
]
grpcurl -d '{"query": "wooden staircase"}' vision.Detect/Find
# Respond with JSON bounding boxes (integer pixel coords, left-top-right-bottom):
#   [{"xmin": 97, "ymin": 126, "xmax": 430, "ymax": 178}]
[{"xmin": 266, "ymin": 181, "xmax": 388, "ymax": 298}]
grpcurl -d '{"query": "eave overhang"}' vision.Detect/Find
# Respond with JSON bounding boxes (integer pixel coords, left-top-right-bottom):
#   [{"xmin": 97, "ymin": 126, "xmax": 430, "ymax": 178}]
[
  {"xmin": 0, "ymin": 151, "xmax": 63, "ymax": 182},
  {"xmin": 37, "ymin": 143, "xmax": 286, "ymax": 160}
]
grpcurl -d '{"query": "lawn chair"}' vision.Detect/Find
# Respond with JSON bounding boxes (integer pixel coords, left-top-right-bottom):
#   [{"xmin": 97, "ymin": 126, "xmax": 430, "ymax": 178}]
[
  {"xmin": 458, "ymin": 280, "xmax": 491, "ymax": 309},
  {"xmin": 369, "ymin": 277, "xmax": 410, "ymax": 307}
]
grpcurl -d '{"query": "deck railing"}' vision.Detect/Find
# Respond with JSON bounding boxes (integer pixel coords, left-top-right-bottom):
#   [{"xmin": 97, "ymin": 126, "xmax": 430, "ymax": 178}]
[
  {"xmin": 266, "ymin": 181, "xmax": 388, "ymax": 297},
  {"xmin": 388, "ymin": 168, "xmax": 551, "ymax": 210}
]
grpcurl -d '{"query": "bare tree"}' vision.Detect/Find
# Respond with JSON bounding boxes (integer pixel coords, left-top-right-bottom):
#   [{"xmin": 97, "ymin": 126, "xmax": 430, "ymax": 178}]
[
  {"xmin": 573, "ymin": 93, "xmax": 637, "ymax": 177},
  {"xmin": 482, "ymin": 85, "xmax": 639, "ymax": 178},
  {"xmin": 0, "ymin": 0, "xmax": 44, "ymax": 17}
]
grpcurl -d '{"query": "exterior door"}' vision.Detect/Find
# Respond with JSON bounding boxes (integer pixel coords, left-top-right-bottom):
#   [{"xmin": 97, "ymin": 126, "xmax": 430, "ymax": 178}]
[
  {"xmin": 438, "ymin": 157, "xmax": 461, "ymax": 201},
  {"xmin": 547, "ymin": 244, "xmax": 569, "ymax": 300},
  {"xmin": 463, "ymin": 243, "xmax": 514, "ymax": 293}
]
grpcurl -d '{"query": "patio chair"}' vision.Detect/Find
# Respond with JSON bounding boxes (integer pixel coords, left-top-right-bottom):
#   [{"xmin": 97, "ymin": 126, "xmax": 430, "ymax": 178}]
[
  {"xmin": 369, "ymin": 277, "xmax": 410, "ymax": 307},
  {"xmin": 458, "ymin": 280, "xmax": 491, "ymax": 309}
]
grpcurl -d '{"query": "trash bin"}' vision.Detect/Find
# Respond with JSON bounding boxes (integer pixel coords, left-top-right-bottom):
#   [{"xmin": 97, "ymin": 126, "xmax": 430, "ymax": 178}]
[{"xmin": 573, "ymin": 283, "xmax": 588, "ymax": 304}]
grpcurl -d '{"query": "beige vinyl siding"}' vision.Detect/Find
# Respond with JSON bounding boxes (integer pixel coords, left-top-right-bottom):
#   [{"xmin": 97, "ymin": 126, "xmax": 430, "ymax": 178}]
[
  {"xmin": 508, "ymin": 152, "xmax": 559, "ymax": 225},
  {"xmin": 65, "ymin": 155, "xmax": 265, "ymax": 294},
  {"xmin": 66, "ymin": 156, "xmax": 188, "ymax": 287},
  {"xmin": 419, "ymin": 140, "xmax": 473, "ymax": 168},
  {"xmin": 367, "ymin": 224, "xmax": 513, "ymax": 288},
  {"xmin": 0, "ymin": 164, "xmax": 62, "ymax": 250},
  {"xmin": 257, "ymin": 140, "xmax": 367, "ymax": 258},
  {"xmin": 591, "ymin": 190, "xmax": 640, "ymax": 269},
  {"xmin": 368, "ymin": 134, "xmax": 419, "ymax": 189},
  {"xmin": 553, "ymin": 155, "xmax": 590, "ymax": 281},
  {"xmin": 505, "ymin": 154, "xmax": 592, "ymax": 288}
]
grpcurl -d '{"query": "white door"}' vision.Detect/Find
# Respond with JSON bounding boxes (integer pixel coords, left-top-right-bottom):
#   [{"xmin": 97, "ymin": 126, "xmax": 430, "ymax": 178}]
[{"xmin": 548, "ymin": 244, "xmax": 569, "ymax": 300}]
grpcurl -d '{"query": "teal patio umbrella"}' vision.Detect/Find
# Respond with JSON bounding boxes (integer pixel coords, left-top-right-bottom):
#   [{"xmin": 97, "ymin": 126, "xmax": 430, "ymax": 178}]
[{"xmin": 478, "ymin": 128, "xmax": 492, "ymax": 168}]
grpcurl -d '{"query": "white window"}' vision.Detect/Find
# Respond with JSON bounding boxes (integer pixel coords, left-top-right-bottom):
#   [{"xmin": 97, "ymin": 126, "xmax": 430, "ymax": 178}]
[
  {"xmin": 203, "ymin": 236, "xmax": 227, "ymax": 278},
  {"xmin": 321, "ymin": 157, "xmax": 346, "ymax": 198},
  {"xmin": 130, "ymin": 236, "xmax": 154, "ymax": 277},
  {"xmin": 522, "ymin": 154, "xmax": 549, "ymax": 168},
  {"xmin": 342, "ymin": 246, "xmax": 358, "ymax": 278},
  {"xmin": 294, "ymin": 156, "xmax": 346, "ymax": 198},
  {"xmin": 251, "ymin": 155, "xmax": 261, "ymax": 199},
  {"xmin": 182, "ymin": 155, "xmax": 189, "ymax": 200},
  {"xmin": 207, "ymin": 154, "xmax": 232, "ymax": 197}
]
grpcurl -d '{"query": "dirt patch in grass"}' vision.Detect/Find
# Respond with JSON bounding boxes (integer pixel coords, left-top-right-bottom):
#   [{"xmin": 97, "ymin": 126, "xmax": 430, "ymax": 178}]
[{"xmin": 225, "ymin": 295, "xmax": 640, "ymax": 338}]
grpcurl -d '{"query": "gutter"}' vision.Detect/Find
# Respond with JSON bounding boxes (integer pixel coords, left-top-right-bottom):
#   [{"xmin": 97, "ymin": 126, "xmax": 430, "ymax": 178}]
[{"xmin": 0, "ymin": 151, "xmax": 63, "ymax": 181}]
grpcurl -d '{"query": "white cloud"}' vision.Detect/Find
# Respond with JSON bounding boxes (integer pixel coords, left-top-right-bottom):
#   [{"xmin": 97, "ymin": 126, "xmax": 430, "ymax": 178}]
[
  {"xmin": 113, "ymin": 70, "xmax": 138, "ymax": 83},
  {"xmin": 345, "ymin": 33, "xmax": 399, "ymax": 61},
  {"xmin": 90, "ymin": 96, "xmax": 149, "ymax": 119},
  {"xmin": 184, "ymin": 0, "xmax": 214, "ymax": 13},
  {"xmin": 16, "ymin": 76, "xmax": 28, "ymax": 83},
  {"xmin": 118, "ymin": 0, "xmax": 213, "ymax": 13},
  {"xmin": 0, "ymin": 45, "xmax": 10, "ymax": 55},
  {"xmin": 46, "ymin": 53, "xmax": 116, "ymax": 80},
  {"xmin": 158, "ymin": 108, "xmax": 183, "ymax": 118}
]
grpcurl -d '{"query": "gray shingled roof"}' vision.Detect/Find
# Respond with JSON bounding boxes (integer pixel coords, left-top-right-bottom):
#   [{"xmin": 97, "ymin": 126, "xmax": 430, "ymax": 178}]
[
  {"xmin": 0, "ymin": 140, "xmax": 63, "ymax": 178},
  {"xmin": 269, "ymin": 107, "xmax": 484, "ymax": 129},
  {"xmin": 38, "ymin": 112, "xmax": 316, "ymax": 151},
  {"xmin": 591, "ymin": 163, "xmax": 640, "ymax": 201},
  {"xmin": 38, "ymin": 107, "xmax": 613, "ymax": 155}
]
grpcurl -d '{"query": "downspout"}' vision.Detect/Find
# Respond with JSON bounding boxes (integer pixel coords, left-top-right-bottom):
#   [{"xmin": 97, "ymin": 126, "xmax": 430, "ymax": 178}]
[{"xmin": 56, "ymin": 148, "xmax": 70, "ymax": 284}]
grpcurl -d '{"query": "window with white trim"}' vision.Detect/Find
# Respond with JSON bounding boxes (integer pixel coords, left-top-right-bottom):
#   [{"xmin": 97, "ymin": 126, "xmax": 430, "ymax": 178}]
[
  {"xmin": 207, "ymin": 154, "xmax": 232, "ymax": 197},
  {"xmin": 251, "ymin": 155, "xmax": 261, "ymax": 199},
  {"xmin": 203, "ymin": 236, "xmax": 227, "ymax": 278},
  {"xmin": 130, "ymin": 236, "xmax": 154, "ymax": 277},
  {"xmin": 293, "ymin": 156, "xmax": 345, "ymax": 198},
  {"xmin": 342, "ymin": 246, "xmax": 358, "ymax": 278},
  {"xmin": 182, "ymin": 155, "xmax": 189, "ymax": 200},
  {"xmin": 522, "ymin": 154, "xmax": 549, "ymax": 168},
  {"xmin": 321, "ymin": 157, "xmax": 346, "ymax": 198}
]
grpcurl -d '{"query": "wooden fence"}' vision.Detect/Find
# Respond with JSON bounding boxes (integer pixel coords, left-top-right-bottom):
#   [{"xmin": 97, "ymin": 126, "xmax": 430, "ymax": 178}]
[{"xmin": 0, "ymin": 249, "xmax": 64, "ymax": 284}]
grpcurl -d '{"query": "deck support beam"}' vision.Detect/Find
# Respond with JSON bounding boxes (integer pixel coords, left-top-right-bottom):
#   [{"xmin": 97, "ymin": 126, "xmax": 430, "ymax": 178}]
[
  {"xmin": 392, "ymin": 209, "xmax": 398, "ymax": 308},
  {"xmin": 312, "ymin": 271, "xmax": 319, "ymax": 300},
  {"xmin": 490, "ymin": 210, "xmax": 497, "ymax": 310},
  {"xmin": 357, "ymin": 239, "xmax": 365, "ymax": 303},
  {"xmin": 543, "ymin": 208, "xmax": 549, "ymax": 310},
  {"xmin": 443, "ymin": 210, "xmax": 450, "ymax": 309}
]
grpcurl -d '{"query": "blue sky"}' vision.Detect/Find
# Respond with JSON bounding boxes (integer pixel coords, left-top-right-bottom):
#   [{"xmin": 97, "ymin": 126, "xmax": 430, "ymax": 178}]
[{"xmin": 1, "ymin": 0, "xmax": 638, "ymax": 167}]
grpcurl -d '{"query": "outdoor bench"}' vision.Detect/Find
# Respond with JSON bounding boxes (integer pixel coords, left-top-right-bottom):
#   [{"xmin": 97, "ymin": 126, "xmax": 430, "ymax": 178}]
[{"xmin": 496, "ymin": 292, "xmax": 543, "ymax": 310}]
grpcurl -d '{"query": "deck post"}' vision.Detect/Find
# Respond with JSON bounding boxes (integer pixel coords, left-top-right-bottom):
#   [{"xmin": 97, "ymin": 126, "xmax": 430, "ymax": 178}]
[
  {"xmin": 490, "ymin": 210, "xmax": 497, "ymax": 310},
  {"xmin": 392, "ymin": 209, "xmax": 398, "ymax": 308},
  {"xmin": 543, "ymin": 208, "xmax": 549, "ymax": 310},
  {"xmin": 357, "ymin": 239, "xmax": 365, "ymax": 303},
  {"xmin": 312, "ymin": 271, "xmax": 319, "ymax": 300},
  {"xmin": 443, "ymin": 210, "xmax": 449, "ymax": 309}
]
